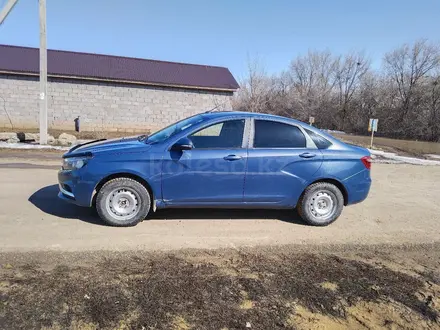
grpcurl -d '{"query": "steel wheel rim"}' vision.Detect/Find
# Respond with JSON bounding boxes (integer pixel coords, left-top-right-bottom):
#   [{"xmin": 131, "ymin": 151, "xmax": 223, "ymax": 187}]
[
  {"xmin": 105, "ymin": 188, "xmax": 140, "ymax": 221},
  {"xmin": 309, "ymin": 190, "xmax": 336, "ymax": 221}
]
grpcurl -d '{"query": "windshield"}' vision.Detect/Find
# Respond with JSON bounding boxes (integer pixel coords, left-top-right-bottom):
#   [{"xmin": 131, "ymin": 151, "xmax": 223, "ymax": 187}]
[{"xmin": 145, "ymin": 114, "xmax": 205, "ymax": 144}]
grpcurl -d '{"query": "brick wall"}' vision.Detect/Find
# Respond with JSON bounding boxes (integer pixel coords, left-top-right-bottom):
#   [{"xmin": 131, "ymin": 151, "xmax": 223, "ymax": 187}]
[{"xmin": 0, "ymin": 74, "xmax": 234, "ymax": 133}]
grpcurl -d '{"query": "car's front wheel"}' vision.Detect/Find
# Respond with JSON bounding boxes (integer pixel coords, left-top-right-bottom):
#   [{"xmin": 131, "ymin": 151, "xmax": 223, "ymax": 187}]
[
  {"xmin": 297, "ymin": 182, "xmax": 344, "ymax": 226},
  {"xmin": 96, "ymin": 177, "xmax": 151, "ymax": 227}
]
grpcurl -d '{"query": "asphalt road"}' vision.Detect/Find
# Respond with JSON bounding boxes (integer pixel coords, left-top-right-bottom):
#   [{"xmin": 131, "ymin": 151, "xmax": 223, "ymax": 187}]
[{"xmin": 0, "ymin": 154, "xmax": 440, "ymax": 251}]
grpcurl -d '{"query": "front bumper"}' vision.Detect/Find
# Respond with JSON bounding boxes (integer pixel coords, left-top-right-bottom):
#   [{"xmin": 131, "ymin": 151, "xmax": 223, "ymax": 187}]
[
  {"xmin": 58, "ymin": 169, "xmax": 95, "ymax": 207},
  {"xmin": 59, "ymin": 183, "xmax": 74, "ymax": 198}
]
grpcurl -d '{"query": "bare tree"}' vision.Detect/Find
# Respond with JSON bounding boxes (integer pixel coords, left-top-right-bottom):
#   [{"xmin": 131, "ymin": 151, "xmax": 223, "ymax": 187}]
[
  {"xmin": 288, "ymin": 50, "xmax": 338, "ymax": 123},
  {"xmin": 235, "ymin": 39, "xmax": 440, "ymax": 141},
  {"xmin": 426, "ymin": 73, "xmax": 440, "ymax": 141},
  {"xmin": 334, "ymin": 52, "xmax": 370, "ymax": 130},
  {"xmin": 350, "ymin": 72, "xmax": 380, "ymax": 132},
  {"xmin": 233, "ymin": 55, "xmax": 274, "ymax": 113},
  {"xmin": 384, "ymin": 40, "xmax": 440, "ymax": 123}
]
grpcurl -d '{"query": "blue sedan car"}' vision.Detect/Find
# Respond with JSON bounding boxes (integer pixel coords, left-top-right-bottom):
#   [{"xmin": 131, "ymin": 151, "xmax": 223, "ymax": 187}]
[{"xmin": 58, "ymin": 111, "xmax": 372, "ymax": 227}]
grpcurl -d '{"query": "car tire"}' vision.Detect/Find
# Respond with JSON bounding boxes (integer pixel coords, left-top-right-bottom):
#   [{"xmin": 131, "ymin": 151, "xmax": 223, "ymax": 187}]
[
  {"xmin": 297, "ymin": 182, "xmax": 344, "ymax": 226},
  {"xmin": 96, "ymin": 177, "xmax": 151, "ymax": 227}
]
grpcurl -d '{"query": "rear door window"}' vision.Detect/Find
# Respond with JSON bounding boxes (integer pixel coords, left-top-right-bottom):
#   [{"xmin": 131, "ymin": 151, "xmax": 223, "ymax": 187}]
[
  {"xmin": 253, "ymin": 120, "xmax": 306, "ymax": 148},
  {"xmin": 304, "ymin": 128, "xmax": 332, "ymax": 149}
]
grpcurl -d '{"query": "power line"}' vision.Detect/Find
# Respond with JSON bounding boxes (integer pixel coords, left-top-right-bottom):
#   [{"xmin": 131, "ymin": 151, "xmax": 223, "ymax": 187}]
[{"xmin": 0, "ymin": 0, "xmax": 18, "ymax": 24}]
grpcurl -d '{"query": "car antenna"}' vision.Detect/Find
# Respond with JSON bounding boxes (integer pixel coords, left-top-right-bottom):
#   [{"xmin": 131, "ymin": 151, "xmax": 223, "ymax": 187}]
[{"xmin": 205, "ymin": 105, "xmax": 221, "ymax": 113}]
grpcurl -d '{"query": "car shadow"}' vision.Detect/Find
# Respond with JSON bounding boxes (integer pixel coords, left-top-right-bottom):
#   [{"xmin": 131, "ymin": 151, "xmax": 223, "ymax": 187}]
[
  {"xmin": 28, "ymin": 184, "xmax": 104, "ymax": 226},
  {"xmin": 152, "ymin": 208, "xmax": 306, "ymax": 225},
  {"xmin": 29, "ymin": 184, "xmax": 307, "ymax": 226}
]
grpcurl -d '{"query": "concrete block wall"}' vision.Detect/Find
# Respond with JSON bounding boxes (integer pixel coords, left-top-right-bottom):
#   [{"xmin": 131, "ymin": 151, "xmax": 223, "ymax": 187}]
[{"xmin": 0, "ymin": 74, "xmax": 234, "ymax": 133}]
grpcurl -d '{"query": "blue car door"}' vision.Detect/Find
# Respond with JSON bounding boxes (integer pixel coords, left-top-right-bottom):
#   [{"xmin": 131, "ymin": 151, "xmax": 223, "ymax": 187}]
[
  {"xmin": 161, "ymin": 118, "xmax": 248, "ymax": 205},
  {"xmin": 244, "ymin": 119, "xmax": 323, "ymax": 207}
]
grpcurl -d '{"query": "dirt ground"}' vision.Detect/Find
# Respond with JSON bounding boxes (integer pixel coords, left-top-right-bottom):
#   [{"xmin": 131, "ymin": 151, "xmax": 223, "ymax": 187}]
[
  {"xmin": 0, "ymin": 151, "xmax": 440, "ymax": 251},
  {"xmin": 1, "ymin": 150, "xmax": 440, "ymax": 329},
  {"xmin": 1, "ymin": 244, "xmax": 439, "ymax": 329}
]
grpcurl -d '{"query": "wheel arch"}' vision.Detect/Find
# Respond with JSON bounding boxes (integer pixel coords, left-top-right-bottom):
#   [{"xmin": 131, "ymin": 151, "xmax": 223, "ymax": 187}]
[
  {"xmin": 303, "ymin": 178, "xmax": 348, "ymax": 206},
  {"xmin": 92, "ymin": 172, "xmax": 154, "ymax": 207}
]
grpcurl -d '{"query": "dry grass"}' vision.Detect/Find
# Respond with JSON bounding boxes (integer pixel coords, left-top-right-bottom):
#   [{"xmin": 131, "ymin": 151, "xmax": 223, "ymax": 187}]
[
  {"xmin": 334, "ymin": 133, "xmax": 440, "ymax": 156},
  {"xmin": 0, "ymin": 247, "xmax": 439, "ymax": 330}
]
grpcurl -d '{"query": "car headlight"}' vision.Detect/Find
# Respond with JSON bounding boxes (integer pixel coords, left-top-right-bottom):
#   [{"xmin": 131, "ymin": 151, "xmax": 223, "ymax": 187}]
[{"xmin": 62, "ymin": 157, "xmax": 90, "ymax": 170}]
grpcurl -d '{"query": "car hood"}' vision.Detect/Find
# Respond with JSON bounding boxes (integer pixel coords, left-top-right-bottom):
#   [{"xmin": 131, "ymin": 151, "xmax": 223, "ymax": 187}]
[{"xmin": 65, "ymin": 136, "xmax": 149, "ymax": 156}]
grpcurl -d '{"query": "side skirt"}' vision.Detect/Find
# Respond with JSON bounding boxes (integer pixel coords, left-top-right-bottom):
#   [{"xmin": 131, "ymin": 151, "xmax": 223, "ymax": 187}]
[{"xmin": 155, "ymin": 200, "xmax": 295, "ymax": 210}]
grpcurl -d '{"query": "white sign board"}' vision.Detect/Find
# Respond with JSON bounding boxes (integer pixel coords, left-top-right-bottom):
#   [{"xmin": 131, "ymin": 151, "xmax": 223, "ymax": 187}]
[{"xmin": 368, "ymin": 118, "xmax": 378, "ymax": 132}]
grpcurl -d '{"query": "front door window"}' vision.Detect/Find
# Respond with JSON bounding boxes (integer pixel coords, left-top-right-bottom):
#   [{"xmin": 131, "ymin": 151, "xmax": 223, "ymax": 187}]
[{"xmin": 189, "ymin": 119, "xmax": 245, "ymax": 149}]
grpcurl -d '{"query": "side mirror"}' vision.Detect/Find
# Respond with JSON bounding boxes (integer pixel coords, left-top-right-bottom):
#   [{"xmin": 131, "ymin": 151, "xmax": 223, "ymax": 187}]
[{"xmin": 170, "ymin": 137, "xmax": 194, "ymax": 151}]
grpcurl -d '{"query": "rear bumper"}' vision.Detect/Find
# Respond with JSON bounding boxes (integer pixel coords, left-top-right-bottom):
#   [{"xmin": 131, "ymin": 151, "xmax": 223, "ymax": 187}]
[
  {"xmin": 344, "ymin": 170, "xmax": 372, "ymax": 205},
  {"xmin": 58, "ymin": 169, "xmax": 95, "ymax": 207}
]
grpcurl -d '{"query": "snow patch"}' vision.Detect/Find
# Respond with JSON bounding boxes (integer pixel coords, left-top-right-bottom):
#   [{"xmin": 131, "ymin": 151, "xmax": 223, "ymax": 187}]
[
  {"xmin": 369, "ymin": 149, "xmax": 440, "ymax": 166},
  {"xmin": 323, "ymin": 129, "xmax": 346, "ymax": 135},
  {"xmin": 0, "ymin": 139, "xmax": 91, "ymax": 151},
  {"xmin": 0, "ymin": 142, "xmax": 69, "ymax": 151},
  {"xmin": 425, "ymin": 154, "xmax": 440, "ymax": 160}
]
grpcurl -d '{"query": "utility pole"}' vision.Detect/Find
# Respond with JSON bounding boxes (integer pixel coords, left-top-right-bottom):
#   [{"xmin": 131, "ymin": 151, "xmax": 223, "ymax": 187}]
[
  {"xmin": 1, "ymin": 0, "xmax": 48, "ymax": 144},
  {"xmin": 0, "ymin": 0, "xmax": 18, "ymax": 24},
  {"xmin": 39, "ymin": 0, "xmax": 48, "ymax": 144}
]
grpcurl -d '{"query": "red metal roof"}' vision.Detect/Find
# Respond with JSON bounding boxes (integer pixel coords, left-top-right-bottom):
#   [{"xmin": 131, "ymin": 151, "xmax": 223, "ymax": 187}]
[{"xmin": 0, "ymin": 44, "xmax": 239, "ymax": 91}]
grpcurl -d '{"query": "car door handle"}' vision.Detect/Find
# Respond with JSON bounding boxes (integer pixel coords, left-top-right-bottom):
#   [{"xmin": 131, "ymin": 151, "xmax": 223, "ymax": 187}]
[
  {"xmin": 223, "ymin": 154, "xmax": 242, "ymax": 161},
  {"xmin": 299, "ymin": 152, "xmax": 316, "ymax": 159}
]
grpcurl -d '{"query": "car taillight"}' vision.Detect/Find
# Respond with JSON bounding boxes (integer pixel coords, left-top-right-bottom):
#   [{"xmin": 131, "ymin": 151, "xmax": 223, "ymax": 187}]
[{"xmin": 361, "ymin": 156, "xmax": 372, "ymax": 170}]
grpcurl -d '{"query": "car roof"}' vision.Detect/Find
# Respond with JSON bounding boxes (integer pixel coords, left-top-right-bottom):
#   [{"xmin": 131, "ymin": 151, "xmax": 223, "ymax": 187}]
[{"xmin": 201, "ymin": 110, "xmax": 302, "ymax": 124}]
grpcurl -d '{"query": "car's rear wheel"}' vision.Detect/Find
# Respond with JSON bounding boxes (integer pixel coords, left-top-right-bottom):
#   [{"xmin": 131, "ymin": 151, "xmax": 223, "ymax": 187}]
[
  {"xmin": 96, "ymin": 177, "xmax": 151, "ymax": 227},
  {"xmin": 297, "ymin": 182, "xmax": 344, "ymax": 226}
]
